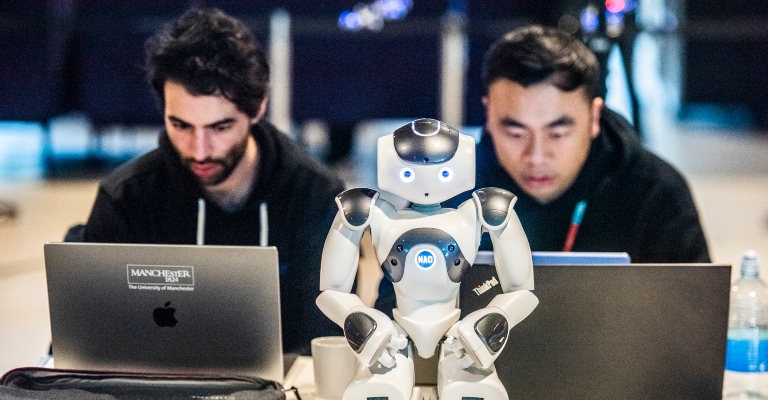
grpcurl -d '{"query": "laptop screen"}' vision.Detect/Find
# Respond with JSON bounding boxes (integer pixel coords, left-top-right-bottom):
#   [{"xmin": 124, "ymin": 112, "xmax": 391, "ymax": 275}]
[
  {"xmin": 474, "ymin": 250, "xmax": 631, "ymax": 266},
  {"xmin": 460, "ymin": 261, "xmax": 731, "ymax": 399}
]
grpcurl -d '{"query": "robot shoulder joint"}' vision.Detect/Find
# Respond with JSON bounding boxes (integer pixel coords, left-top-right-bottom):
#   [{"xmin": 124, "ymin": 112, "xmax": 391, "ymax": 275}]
[
  {"xmin": 472, "ymin": 187, "xmax": 517, "ymax": 229},
  {"xmin": 335, "ymin": 188, "xmax": 380, "ymax": 230}
]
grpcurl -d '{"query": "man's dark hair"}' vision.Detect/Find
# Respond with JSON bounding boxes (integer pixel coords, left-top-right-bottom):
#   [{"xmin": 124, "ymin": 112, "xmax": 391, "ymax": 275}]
[
  {"xmin": 483, "ymin": 25, "xmax": 599, "ymax": 98},
  {"xmin": 145, "ymin": 8, "xmax": 269, "ymax": 118}
]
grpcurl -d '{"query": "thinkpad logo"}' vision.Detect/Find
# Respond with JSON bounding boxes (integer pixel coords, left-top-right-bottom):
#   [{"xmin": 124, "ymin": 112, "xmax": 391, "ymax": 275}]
[{"xmin": 473, "ymin": 276, "xmax": 499, "ymax": 296}]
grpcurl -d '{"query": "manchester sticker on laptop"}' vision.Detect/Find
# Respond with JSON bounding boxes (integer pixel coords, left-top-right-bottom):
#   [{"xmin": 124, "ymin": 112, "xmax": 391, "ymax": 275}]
[{"xmin": 127, "ymin": 264, "xmax": 195, "ymax": 291}]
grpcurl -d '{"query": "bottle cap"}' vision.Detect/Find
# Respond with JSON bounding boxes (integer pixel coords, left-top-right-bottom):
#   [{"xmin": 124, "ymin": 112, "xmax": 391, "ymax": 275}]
[{"xmin": 740, "ymin": 250, "xmax": 760, "ymax": 278}]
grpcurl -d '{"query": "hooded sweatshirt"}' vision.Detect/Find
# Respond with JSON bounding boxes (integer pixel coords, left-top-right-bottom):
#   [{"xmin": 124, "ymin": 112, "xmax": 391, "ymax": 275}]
[
  {"xmin": 458, "ymin": 107, "xmax": 710, "ymax": 263},
  {"xmin": 84, "ymin": 120, "xmax": 346, "ymax": 354}
]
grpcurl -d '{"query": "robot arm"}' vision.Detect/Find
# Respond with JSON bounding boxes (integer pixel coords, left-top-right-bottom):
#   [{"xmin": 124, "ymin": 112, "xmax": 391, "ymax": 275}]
[
  {"xmin": 319, "ymin": 188, "xmax": 378, "ymax": 292},
  {"xmin": 472, "ymin": 187, "xmax": 534, "ymax": 291},
  {"xmin": 442, "ymin": 187, "xmax": 537, "ymax": 370},
  {"xmin": 317, "ymin": 188, "xmax": 407, "ymax": 368}
]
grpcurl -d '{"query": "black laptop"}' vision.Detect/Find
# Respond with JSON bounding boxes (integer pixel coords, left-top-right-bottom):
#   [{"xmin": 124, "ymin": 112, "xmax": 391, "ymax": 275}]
[{"xmin": 459, "ymin": 260, "xmax": 731, "ymax": 399}]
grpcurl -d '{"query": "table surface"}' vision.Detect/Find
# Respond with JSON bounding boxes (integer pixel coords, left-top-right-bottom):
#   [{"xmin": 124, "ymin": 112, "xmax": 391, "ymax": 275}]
[
  {"xmin": 283, "ymin": 356, "xmax": 317, "ymax": 399},
  {"xmin": 284, "ymin": 356, "xmax": 435, "ymax": 400}
]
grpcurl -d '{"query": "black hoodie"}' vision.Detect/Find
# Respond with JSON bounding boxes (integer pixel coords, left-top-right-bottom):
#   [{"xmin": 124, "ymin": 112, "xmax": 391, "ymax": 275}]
[
  {"xmin": 457, "ymin": 108, "xmax": 710, "ymax": 263},
  {"xmin": 84, "ymin": 120, "xmax": 346, "ymax": 354}
]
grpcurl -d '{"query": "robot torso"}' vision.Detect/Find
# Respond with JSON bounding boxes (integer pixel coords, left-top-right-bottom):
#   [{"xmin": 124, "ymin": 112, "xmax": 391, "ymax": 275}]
[{"xmin": 369, "ymin": 199, "xmax": 481, "ymax": 317}]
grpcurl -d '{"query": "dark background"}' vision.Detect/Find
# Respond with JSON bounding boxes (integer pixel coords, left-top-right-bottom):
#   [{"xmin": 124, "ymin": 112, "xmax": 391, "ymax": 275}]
[
  {"xmin": 681, "ymin": 0, "xmax": 768, "ymax": 127},
  {"xmin": 0, "ymin": 0, "xmax": 766, "ymax": 128}
]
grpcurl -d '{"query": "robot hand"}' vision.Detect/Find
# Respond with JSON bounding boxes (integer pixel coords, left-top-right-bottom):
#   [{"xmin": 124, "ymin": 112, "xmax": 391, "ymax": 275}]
[
  {"xmin": 442, "ymin": 335, "xmax": 475, "ymax": 369},
  {"xmin": 447, "ymin": 290, "xmax": 538, "ymax": 370},
  {"xmin": 444, "ymin": 307, "xmax": 509, "ymax": 370},
  {"xmin": 344, "ymin": 306, "xmax": 408, "ymax": 368}
]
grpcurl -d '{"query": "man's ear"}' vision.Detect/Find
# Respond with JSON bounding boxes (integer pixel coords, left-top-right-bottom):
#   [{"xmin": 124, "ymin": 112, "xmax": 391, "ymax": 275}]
[
  {"xmin": 251, "ymin": 96, "xmax": 269, "ymax": 125},
  {"xmin": 590, "ymin": 97, "xmax": 604, "ymax": 139}
]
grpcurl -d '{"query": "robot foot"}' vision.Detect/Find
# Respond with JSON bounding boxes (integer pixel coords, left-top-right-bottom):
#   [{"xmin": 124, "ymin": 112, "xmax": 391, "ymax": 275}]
[
  {"xmin": 343, "ymin": 384, "xmax": 420, "ymax": 400},
  {"xmin": 342, "ymin": 353, "xmax": 418, "ymax": 400},
  {"xmin": 436, "ymin": 353, "xmax": 508, "ymax": 400},
  {"xmin": 437, "ymin": 380, "xmax": 507, "ymax": 400}
]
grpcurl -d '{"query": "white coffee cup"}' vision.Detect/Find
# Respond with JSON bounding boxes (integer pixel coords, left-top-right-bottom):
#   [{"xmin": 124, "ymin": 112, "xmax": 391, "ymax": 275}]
[{"xmin": 311, "ymin": 336, "xmax": 359, "ymax": 400}]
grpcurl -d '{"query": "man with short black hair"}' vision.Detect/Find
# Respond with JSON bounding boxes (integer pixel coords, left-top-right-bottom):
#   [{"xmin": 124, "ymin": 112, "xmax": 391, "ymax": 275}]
[
  {"xmin": 83, "ymin": 8, "xmax": 345, "ymax": 354},
  {"xmin": 466, "ymin": 25, "xmax": 709, "ymax": 262}
]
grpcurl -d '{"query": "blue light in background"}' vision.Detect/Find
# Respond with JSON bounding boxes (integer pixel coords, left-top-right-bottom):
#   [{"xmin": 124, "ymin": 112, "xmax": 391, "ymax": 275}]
[
  {"xmin": 376, "ymin": 0, "xmax": 411, "ymax": 20},
  {"xmin": 0, "ymin": 121, "xmax": 45, "ymax": 179},
  {"xmin": 580, "ymin": 8, "xmax": 599, "ymax": 32},
  {"xmin": 607, "ymin": 11, "xmax": 625, "ymax": 27},
  {"xmin": 339, "ymin": 11, "xmax": 362, "ymax": 30},
  {"xmin": 338, "ymin": 0, "xmax": 412, "ymax": 31}
]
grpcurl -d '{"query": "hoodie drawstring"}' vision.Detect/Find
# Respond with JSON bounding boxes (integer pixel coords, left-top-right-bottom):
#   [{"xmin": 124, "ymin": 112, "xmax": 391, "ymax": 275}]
[
  {"xmin": 196, "ymin": 198, "xmax": 206, "ymax": 245},
  {"xmin": 259, "ymin": 202, "xmax": 268, "ymax": 247},
  {"xmin": 195, "ymin": 198, "xmax": 268, "ymax": 246}
]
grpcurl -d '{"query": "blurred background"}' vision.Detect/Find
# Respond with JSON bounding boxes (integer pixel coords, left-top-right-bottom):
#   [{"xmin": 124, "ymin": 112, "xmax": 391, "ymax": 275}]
[{"xmin": 1, "ymin": 0, "xmax": 767, "ymax": 375}]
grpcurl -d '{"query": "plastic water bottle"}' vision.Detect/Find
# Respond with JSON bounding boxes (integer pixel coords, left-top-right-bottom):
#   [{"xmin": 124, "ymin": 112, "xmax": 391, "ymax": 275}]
[{"xmin": 723, "ymin": 251, "xmax": 768, "ymax": 399}]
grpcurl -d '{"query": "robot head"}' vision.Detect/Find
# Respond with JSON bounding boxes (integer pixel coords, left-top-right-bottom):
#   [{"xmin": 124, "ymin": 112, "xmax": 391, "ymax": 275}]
[{"xmin": 377, "ymin": 118, "xmax": 475, "ymax": 205}]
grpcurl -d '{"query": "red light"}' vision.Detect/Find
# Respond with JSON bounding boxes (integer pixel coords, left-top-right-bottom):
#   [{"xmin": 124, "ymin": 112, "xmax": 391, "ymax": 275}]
[{"xmin": 605, "ymin": 0, "xmax": 625, "ymax": 13}]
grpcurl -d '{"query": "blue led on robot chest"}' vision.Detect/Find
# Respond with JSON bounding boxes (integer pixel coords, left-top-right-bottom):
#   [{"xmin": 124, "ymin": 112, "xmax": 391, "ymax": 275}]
[
  {"xmin": 415, "ymin": 249, "xmax": 436, "ymax": 269},
  {"xmin": 380, "ymin": 227, "xmax": 471, "ymax": 284}
]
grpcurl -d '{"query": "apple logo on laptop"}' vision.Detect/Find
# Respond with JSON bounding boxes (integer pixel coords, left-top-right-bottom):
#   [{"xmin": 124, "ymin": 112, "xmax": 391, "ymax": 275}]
[{"xmin": 153, "ymin": 301, "xmax": 178, "ymax": 327}]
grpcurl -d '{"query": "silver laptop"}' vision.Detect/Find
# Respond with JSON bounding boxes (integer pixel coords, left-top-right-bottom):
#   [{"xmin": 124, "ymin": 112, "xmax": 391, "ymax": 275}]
[
  {"xmin": 44, "ymin": 242, "xmax": 283, "ymax": 383},
  {"xmin": 459, "ymin": 261, "xmax": 731, "ymax": 399}
]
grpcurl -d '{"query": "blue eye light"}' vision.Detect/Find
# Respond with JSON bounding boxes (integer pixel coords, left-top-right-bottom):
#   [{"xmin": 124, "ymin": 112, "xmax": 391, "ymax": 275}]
[
  {"xmin": 400, "ymin": 167, "xmax": 415, "ymax": 182},
  {"xmin": 438, "ymin": 167, "xmax": 453, "ymax": 182}
]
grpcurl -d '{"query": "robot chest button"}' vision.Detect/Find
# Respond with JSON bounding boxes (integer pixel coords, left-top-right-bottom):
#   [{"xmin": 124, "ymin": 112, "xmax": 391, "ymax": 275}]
[{"xmin": 415, "ymin": 249, "xmax": 437, "ymax": 269}]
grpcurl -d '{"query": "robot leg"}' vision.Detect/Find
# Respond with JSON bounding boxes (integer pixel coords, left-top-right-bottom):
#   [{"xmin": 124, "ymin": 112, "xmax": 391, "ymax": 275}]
[
  {"xmin": 342, "ymin": 345, "xmax": 421, "ymax": 400},
  {"xmin": 435, "ymin": 342, "xmax": 508, "ymax": 400}
]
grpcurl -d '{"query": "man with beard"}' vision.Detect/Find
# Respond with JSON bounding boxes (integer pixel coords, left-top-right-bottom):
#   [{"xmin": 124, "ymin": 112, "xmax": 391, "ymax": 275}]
[{"xmin": 82, "ymin": 8, "xmax": 345, "ymax": 354}]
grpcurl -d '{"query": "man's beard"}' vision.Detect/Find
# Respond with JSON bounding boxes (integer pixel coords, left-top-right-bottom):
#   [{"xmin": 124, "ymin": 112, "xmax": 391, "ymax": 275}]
[{"xmin": 181, "ymin": 134, "xmax": 249, "ymax": 187}]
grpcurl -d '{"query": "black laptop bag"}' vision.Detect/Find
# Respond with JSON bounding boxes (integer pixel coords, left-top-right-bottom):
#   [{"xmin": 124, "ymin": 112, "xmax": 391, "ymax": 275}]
[{"xmin": 0, "ymin": 367, "xmax": 297, "ymax": 400}]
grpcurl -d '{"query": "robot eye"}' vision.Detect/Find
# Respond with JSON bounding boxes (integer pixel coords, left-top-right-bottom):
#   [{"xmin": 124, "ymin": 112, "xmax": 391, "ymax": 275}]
[
  {"xmin": 400, "ymin": 167, "xmax": 415, "ymax": 183},
  {"xmin": 438, "ymin": 167, "xmax": 453, "ymax": 183}
]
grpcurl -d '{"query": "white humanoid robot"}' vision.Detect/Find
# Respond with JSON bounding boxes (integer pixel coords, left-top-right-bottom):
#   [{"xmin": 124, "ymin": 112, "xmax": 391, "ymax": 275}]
[{"xmin": 316, "ymin": 118, "xmax": 539, "ymax": 400}]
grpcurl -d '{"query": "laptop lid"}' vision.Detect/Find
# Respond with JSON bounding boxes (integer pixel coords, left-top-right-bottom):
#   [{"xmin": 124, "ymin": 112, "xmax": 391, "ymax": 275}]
[
  {"xmin": 44, "ymin": 242, "xmax": 283, "ymax": 383},
  {"xmin": 475, "ymin": 250, "xmax": 631, "ymax": 266},
  {"xmin": 460, "ymin": 261, "xmax": 731, "ymax": 399}
]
